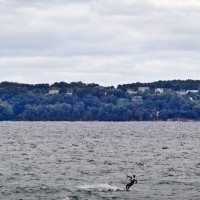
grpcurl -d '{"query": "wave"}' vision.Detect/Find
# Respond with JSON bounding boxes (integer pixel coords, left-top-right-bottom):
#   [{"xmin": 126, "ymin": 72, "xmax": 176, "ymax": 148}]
[{"xmin": 78, "ymin": 183, "xmax": 125, "ymax": 192}]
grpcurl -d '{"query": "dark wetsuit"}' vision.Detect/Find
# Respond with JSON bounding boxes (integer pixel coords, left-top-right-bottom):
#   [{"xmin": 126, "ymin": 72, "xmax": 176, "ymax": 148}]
[{"xmin": 126, "ymin": 175, "xmax": 137, "ymax": 190}]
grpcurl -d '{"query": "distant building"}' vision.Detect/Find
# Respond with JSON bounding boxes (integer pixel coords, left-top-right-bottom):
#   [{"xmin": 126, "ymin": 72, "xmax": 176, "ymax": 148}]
[
  {"xmin": 132, "ymin": 96, "xmax": 143, "ymax": 102},
  {"xmin": 176, "ymin": 89, "xmax": 199, "ymax": 96},
  {"xmin": 176, "ymin": 91, "xmax": 187, "ymax": 96},
  {"xmin": 138, "ymin": 87, "xmax": 150, "ymax": 92},
  {"xmin": 66, "ymin": 89, "xmax": 73, "ymax": 95},
  {"xmin": 155, "ymin": 88, "xmax": 164, "ymax": 93},
  {"xmin": 127, "ymin": 89, "xmax": 137, "ymax": 95},
  {"xmin": 186, "ymin": 90, "xmax": 199, "ymax": 94},
  {"xmin": 49, "ymin": 88, "xmax": 60, "ymax": 94}
]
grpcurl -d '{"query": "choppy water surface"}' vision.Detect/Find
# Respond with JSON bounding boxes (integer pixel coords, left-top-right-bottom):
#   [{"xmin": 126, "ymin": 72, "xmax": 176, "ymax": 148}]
[{"xmin": 0, "ymin": 122, "xmax": 199, "ymax": 200}]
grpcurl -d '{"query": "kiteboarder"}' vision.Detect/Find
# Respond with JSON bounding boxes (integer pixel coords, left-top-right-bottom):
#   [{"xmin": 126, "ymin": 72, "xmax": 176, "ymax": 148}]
[{"xmin": 126, "ymin": 175, "xmax": 137, "ymax": 190}]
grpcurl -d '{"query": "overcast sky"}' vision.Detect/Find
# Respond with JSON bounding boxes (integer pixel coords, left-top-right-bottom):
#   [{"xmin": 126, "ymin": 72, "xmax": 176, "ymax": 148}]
[{"xmin": 1, "ymin": 0, "xmax": 200, "ymax": 86}]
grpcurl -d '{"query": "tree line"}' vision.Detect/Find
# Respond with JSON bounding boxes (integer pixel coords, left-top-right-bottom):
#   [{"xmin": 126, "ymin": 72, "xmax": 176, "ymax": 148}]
[{"xmin": 0, "ymin": 80, "xmax": 200, "ymax": 121}]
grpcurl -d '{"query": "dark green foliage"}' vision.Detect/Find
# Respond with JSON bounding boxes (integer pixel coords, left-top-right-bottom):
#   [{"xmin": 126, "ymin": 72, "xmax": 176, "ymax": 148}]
[
  {"xmin": 0, "ymin": 80, "xmax": 200, "ymax": 121},
  {"xmin": 117, "ymin": 79, "xmax": 200, "ymax": 91}
]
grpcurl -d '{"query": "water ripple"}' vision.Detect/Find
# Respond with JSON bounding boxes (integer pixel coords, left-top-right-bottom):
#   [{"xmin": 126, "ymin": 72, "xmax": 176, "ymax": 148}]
[{"xmin": 0, "ymin": 121, "xmax": 199, "ymax": 199}]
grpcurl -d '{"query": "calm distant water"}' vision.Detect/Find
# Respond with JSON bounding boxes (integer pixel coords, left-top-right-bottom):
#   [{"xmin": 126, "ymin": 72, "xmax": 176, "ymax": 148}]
[{"xmin": 0, "ymin": 122, "xmax": 199, "ymax": 200}]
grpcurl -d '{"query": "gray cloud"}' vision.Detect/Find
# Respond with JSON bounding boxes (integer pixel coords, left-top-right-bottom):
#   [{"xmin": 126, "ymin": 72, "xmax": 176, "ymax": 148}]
[{"xmin": 0, "ymin": 0, "xmax": 200, "ymax": 86}]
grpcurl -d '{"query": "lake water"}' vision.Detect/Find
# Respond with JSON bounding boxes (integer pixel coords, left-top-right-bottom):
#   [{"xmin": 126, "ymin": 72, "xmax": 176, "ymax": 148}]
[{"xmin": 0, "ymin": 122, "xmax": 199, "ymax": 200}]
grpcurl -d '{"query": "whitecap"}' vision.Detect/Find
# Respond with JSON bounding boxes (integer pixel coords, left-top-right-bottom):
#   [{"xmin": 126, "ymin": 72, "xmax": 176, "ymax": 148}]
[
  {"xmin": 62, "ymin": 197, "xmax": 70, "ymax": 200},
  {"xmin": 78, "ymin": 183, "xmax": 124, "ymax": 191}
]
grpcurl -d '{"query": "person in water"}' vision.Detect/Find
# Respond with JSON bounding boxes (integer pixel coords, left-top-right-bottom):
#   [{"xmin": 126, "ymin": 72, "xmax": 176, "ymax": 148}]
[{"xmin": 126, "ymin": 175, "xmax": 137, "ymax": 190}]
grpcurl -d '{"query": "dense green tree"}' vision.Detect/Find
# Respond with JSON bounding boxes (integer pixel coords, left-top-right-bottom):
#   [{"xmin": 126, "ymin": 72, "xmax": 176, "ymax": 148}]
[{"xmin": 0, "ymin": 80, "xmax": 200, "ymax": 121}]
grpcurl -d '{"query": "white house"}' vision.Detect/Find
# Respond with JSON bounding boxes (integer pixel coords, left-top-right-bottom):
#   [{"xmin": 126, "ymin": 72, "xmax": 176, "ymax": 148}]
[
  {"xmin": 138, "ymin": 87, "xmax": 150, "ymax": 92},
  {"xmin": 176, "ymin": 91, "xmax": 187, "ymax": 96},
  {"xmin": 186, "ymin": 90, "xmax": 199, "ymax": 94},
  {"xmin": 66, "ymin": 89, "xmax": 73, "ymax": 95},
  {"xmin": 127, "ymin": 89, "xmax": 137, "ymax": 94},
  {"xmin": 176, "ymin": 89, "xmax": 199, "ymax": 96},
  {"xmin": 155, "ymin": 88, "xmax": 164, "ymax": 93},
  {"xmin": 49, "ymin": 89, "xmax": 60, "ymax": 94},
  {"xmin": 132, "ymin": 96, "xmax": 143, "ymax": 101}
]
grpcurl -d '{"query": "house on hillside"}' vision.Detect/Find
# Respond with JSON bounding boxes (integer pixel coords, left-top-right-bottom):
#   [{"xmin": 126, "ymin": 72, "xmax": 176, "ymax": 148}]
[
  {"xmin": 176, "ymin": 89, "xmax": 199, "ymax": 96},
  {"xmin": 155, "ymin": 88, "xmax": 164, "ymax": 93},
  {"xmin": 66, "ymin": 89, "xmax": 73, "ymax": 95},
  {"xmin": 48, "ymin": 88, "xmax": 60, "ymax": 94},
  {"xmin": 176, "ymin": 90, "xmax": 187, "ymax": 96},
  {"xmin": 132, "ymin": 96, "xmax": 143, "ymax": 102},
  {"xmin": 138, "ymin": 87, "xmax": 150, "ymax": 92},
  {"xmin": 186, "ymin": 90, "xmax": 199, "ymax": 94},
  {"xmin": 127, "ymin": 89, "xmax": 137, "ymax": 95}
]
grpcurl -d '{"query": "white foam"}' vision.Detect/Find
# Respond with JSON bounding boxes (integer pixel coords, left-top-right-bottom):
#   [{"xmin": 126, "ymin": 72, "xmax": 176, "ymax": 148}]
[
  {"xmin": 62, "ymin": 197, "xmax": 70, "ymax": 200},
  {"xmin": 78, "ymin": 183, "xmax": 124, "ymax": 191}
]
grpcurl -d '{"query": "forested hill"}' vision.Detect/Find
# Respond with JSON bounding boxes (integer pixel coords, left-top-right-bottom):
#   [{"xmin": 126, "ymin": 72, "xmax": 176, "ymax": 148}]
[
  {"xmin": 117, "ymin": 80, "xmax": 200, "ymax": 91},
  {"xmin": 0, "ymin": 80, "xmax": 200, "ymax": 121}
]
